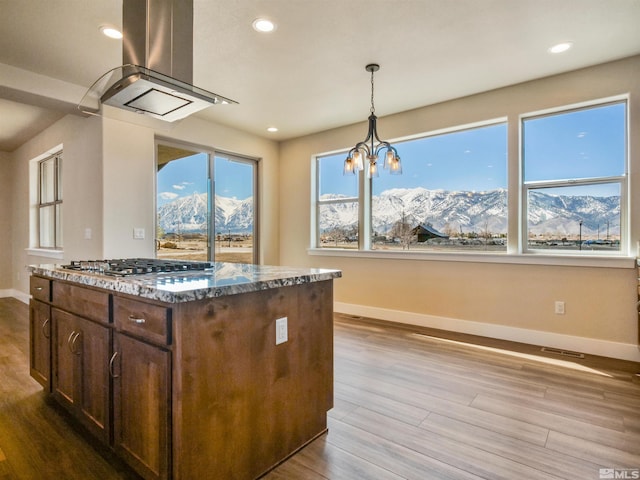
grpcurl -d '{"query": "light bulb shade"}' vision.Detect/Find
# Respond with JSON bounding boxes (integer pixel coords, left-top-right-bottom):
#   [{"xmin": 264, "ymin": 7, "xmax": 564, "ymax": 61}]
[
  {"xmin": 383, "ymin": 149, "xmax": 394, "ymax": 169},
  {"xmin": 389, "ymin": 155, "xmax": 402, "ymax": 175},
  {"xmin": 368, "ymin": 159, "xmax": 379, "ymax": 178},
  {"xmin": 343, "ymin": 157, "xmax": 356, "ymax": 175},
  {"xmin": 352, "ymin": 150, "xmax": 364, "ymax": 171}
]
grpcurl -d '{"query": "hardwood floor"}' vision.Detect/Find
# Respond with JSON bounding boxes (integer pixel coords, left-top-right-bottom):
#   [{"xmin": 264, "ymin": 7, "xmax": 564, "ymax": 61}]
[{"xmin": 1, "ymin": 298, "xmax": 639, "ymax": 479}]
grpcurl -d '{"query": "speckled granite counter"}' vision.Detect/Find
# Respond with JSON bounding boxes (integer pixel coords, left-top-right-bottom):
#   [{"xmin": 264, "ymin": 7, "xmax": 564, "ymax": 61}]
[{"xmin": 28, "ymin": 262, "xmax": 342, "ymax": 303}]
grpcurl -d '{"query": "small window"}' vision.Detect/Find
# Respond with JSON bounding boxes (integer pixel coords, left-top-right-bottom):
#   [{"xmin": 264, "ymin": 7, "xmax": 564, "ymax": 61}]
[
  {"xmin": 38, "ymin": 151, "xmax": 63, "ymax": 249},
  {"xmin": 316, "ymin": 153, "xmax": 359, "ymax": 248},
  {"xmin": 522, "ymin": 101, "xmax": 626, "ymax": 253}
]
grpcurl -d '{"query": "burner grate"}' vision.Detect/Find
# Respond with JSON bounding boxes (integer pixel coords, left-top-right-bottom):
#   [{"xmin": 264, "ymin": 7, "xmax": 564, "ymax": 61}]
[{"xmin": 61, "ymin": 258, "xmax": 214, "ymax": 276}]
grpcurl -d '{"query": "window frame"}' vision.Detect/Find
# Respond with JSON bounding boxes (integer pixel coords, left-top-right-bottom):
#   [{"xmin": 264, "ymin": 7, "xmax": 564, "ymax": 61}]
[
  {"xmin": 313, "ymin": 118, "xmax": 509, "ymax": 253},
  {"xmin": 155, "ymin": 139, "xmax": 260, "ymax": 264},
  {"xmin": 310, "ymin": 96, "xmax": 632, "ymax": 266},
  {"xmin": 520, "ymin": 98, "xmax": 628, "ymax": 256},
  {"xmin": 37, "ymin": 150, "xmax": 63, "ymax": 250}
]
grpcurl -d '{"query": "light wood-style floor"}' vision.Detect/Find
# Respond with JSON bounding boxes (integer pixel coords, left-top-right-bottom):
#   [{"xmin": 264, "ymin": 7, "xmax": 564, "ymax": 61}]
[{"xmin": 1, "ymin": 297, "xmax": 639, "ymax": 479}]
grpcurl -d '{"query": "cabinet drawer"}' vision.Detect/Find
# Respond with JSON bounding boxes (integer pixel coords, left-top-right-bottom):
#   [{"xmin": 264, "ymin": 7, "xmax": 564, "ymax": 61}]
[
  {"xmin": 30, "ymin": 276, "xmax": 51, "ymax": 303},
  {"xmin": 52, "ymin": 282, "xmax": 110, "ymax": 325},
  {"xmin": 114, "ymin": 296, "xmax": 170, "ymax": 346}
]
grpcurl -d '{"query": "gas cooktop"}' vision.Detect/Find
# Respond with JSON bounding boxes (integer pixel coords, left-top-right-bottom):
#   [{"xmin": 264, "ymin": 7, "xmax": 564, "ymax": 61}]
[{"xmin": 61, "ymin": 258, "xmax": 214, "ymax": 277}]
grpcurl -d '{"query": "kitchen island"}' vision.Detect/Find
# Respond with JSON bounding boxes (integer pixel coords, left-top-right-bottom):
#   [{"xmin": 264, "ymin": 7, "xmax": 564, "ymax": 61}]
[{"xmin": 28, "ymin": 261, "xmax": 341, "ymax": 480}]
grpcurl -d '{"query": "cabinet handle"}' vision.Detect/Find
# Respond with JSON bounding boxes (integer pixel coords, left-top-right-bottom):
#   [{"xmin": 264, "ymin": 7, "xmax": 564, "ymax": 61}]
[
  {"xmin": 42, "ymin": 318, "xmax": 50, "ymax": 339},
  {"xmin": 67, "ymin": 331, "xmax": 81, "ymax": 355},
  {"xmin": 109, "ymin": 352, "xmax": 120, "ymax": 378},
  {"xmin": 67, "ymin": 331, "xmax": 77, "ymax": 353},
  {"xmin": 71, "ymin": 332, "xmax": 81, "ymax": 355},
  {"xmin": 128, "ymin": 315, "xmax": 146, "ymax": 324},
  {"xmin": 34, "ymin": 286, "xmax": 43, "ymax": 291}
]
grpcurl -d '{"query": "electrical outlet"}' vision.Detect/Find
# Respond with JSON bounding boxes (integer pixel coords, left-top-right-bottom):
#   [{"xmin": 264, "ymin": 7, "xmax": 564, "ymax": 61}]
[
  {"xmin": 133, "ymin": 227, "xmax": 145, "ymax": 240},
  {"xmin": 276, "ymin": 317, "xmax": 288, "ymax": 345},
  {"xmin": 554, "ymin": 301, "xmax": 565, "ymax": 315},
  {"xmin": 84, "ymin": 227, "xmax": 92, "ymax": 240}
]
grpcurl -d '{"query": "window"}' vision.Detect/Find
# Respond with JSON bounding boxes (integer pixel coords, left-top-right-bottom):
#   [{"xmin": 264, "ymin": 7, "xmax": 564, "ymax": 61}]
[
  {"xmin": 315, "ymin": 121, "xmax": 508, "ymax": 252},
  {"xmin": 316, "ymin": 153, "xmax": 359, "ymax": 248},
  {"xmin": 313, "ymin": 98, "xmax": 629, "ymax": 260},
  {"xmin": 37, "ymin": 151, "xmax": 63, "ymax": 249},
  {"xmin": 156, "ymin": 142, "xmax": 258, "ymax": 263},
  {"xmin": 522, "ymin": 101, "xmax": 626, "ymax": 253}
]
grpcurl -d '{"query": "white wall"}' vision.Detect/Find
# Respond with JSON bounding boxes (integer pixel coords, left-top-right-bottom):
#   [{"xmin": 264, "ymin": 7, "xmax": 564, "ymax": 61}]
[
  {"xmin": 279, "ymin": 56, "xmax": 640, "ymax": 361},
  {"xmin": 101, "ymin": 112, "xmax": 280, "ymax": 263},
  {"xmin": 10, "ymin": 115, "xmax": 103, "ymax": 296}
]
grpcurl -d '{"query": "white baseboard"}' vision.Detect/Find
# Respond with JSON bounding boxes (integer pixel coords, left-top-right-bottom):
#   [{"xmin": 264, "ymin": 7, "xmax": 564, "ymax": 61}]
[
  {"xmin": 335, "ymin": 302, "xmax": 640, "ymax": 363},
  {"xmin": 0, "ymin": 289, "xmax": 30, "ymax": 304}
]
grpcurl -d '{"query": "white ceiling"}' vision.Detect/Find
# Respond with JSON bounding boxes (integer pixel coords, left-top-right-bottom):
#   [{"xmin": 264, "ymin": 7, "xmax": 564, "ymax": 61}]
[{"xmin": 1, "ymin": 0, "xmax": 640, "ymax": 152}]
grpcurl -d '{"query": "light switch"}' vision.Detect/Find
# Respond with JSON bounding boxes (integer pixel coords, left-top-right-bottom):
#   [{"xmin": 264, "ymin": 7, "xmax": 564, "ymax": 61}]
[{"xmin": 133, "ymin": 228, "xmax": 145, "ymax": 239}]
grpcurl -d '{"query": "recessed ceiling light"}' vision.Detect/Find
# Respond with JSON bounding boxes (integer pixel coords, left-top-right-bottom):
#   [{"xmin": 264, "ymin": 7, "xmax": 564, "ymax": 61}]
[
  {"xmin": 267, "ymin": 127, "xmax": 278, "ymax": 132},
  {"xmin": 252, "ymin": 18, "xmax": 276, "ymax": 33},
  {"xmin": 548, "ymin": 42, "xmax": 573, "ymax": 54},
  {"xmin": 100, "ymin": 25, "xmax": 123, "ymax": 39}
]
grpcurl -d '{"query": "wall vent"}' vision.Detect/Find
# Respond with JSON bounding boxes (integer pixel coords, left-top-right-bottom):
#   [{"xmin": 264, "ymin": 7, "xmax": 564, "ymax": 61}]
[{"xmin": 541, "ymin": 346, "xmax": 585, "ymax": 359}]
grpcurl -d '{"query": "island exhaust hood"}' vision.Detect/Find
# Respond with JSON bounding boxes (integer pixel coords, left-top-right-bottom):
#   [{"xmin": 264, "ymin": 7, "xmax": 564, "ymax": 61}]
[{"xmin": 79, "ymin": 0, "xmax": 237, "ymax": 122}]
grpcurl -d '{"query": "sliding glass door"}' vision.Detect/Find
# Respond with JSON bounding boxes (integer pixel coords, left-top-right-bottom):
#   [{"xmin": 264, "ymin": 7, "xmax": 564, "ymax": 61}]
[
  {"xmin": 156, "ymin": 142, "xmax": 258, "ymax": 264},
  {"xmin": 213, "ymin": 154, "xmax": 257, "ymax": 264}
]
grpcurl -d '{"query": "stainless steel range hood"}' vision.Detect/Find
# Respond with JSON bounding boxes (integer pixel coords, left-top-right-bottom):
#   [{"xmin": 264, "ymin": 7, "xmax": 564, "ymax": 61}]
[{"xmin": 79, "ymin": 0, "xmax": 236, "ymax": 122}]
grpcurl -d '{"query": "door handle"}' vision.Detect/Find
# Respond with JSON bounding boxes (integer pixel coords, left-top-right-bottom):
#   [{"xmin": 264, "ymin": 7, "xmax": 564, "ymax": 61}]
[
  {"xmin": 109, "ymin": 351, "xmax": 120, "ymax": 378},
  {"xmin": 42, "ymin": 318, "xmax": 50, "ymax": 339}
]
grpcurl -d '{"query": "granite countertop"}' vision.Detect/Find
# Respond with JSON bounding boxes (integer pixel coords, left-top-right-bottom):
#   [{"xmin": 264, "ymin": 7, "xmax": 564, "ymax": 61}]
[{"xmin": 29, "ymin": 263, "xmax": 342, "ymax": 303}]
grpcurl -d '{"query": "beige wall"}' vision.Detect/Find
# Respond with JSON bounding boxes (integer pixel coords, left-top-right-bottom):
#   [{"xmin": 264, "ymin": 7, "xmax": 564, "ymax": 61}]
[
  {"xmin": 279, "ymin": 56, "xmax": 640, "ymax": 360},
  {"xmin": 0, "ymin": 151, "xmax": 11, "ymax": 290}
]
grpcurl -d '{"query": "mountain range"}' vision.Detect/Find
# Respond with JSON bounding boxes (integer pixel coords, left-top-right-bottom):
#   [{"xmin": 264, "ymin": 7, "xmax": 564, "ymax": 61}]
[
  {"xmin": 158, "ymin": 188, "xmax": 620, "ymax": 239},
  {"xmin": 320, "ymin": 187, "xmax": 620, "ymax": 238},
  {"xmin": 157, "ymin": 193, "xmax": 253, "ymax": 234}
]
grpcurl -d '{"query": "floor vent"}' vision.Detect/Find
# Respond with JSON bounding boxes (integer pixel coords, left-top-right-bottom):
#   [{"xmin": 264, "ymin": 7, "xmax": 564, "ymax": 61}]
[{"xmin": 541, "ymin": 346, "xmax": 585, "ymax": 359}]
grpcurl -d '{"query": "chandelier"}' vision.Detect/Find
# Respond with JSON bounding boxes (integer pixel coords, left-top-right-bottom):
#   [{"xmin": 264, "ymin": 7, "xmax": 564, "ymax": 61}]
[{"xmin": 343, "ymin": 63, "xmax": 402, "ymax": 177}]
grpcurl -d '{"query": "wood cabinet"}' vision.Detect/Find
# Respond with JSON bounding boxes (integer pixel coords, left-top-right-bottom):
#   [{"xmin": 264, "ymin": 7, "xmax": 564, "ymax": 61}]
[
  {"xmin": 112, "ymin": 297, "xmax": 172, "ymax": 480},
  {"xmin": 29, "ymin": 275, "xmax": 52, "ymax": 390},
  {"xmin": 51, "ymin": 308, "xmax": 111, "ymax": 443},
  {"xmin": 29, "ymin": 299, "xmax": 51, "ymax": 390},
  {"xmin": 29, "ymin": 273, "xmax": 335, "ymax": 480}
]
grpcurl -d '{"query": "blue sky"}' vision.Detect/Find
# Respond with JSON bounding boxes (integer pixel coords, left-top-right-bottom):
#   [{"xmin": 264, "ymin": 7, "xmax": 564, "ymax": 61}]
[
  {"xmin": 157, "ymin": 102, "xmax": 625, "ymax": 205},
  {"xmin": 319, "ymin": 102, "xmax": 626, "ymax": 198},
  {"xmin": 157, "ymin": 154, "xmax": 253, "ymax": 206}
]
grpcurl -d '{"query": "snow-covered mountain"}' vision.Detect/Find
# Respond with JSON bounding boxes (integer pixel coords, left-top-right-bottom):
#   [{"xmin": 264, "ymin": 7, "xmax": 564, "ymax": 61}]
[
  {"xmin": 158, "ymin": 193, "xmax": 253, "ymax": 234},
  {"xmin": 320, "ymin": 187, "xmax": 620, "ymax": 238},
  {"xmin": 158, "ymin": 188, "xmax": 620, "ymax": 239}
]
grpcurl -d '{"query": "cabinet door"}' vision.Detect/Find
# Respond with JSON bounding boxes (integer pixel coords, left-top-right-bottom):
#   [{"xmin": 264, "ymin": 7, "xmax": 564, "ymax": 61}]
[
  {"xmin": 52, "ymin": 308, "xmax": 77, "ymax": 409},
  {"xmin": 113, "ymin": 334, "xmax": 171, "ymax": 480},
  {"xmin": 76, "ymin": 317, "xmax": 110, "ymax": 443},
  {"xmin": 29, "ymin": 299, "xmax": 51, "ymax": 390},
  {"xmin": 51, "ymin": 309, "xmax": 111, "ymax": 443}
]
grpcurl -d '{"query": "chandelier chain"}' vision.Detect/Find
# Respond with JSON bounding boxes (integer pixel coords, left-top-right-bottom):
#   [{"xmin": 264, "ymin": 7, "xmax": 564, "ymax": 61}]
[{"xmin": 370, "ymin": 69, "xmax": 375, "ymax": 114}]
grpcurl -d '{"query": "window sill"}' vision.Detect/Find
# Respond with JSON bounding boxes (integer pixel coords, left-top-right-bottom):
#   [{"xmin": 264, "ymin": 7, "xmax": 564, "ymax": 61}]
[
  {"xmin": 307, "ymin": 248, "xmax": 635, "ymax": 269},
  {"xmin": 25, "ymin": 248, "xmax": 64, "ymax": 260}
]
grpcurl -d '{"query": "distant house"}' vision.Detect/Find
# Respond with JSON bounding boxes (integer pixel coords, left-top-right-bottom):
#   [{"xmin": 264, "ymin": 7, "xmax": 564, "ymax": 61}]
[{"xmin": 411, "ymin": 224, "xmax": 449, "ymax": 242}]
